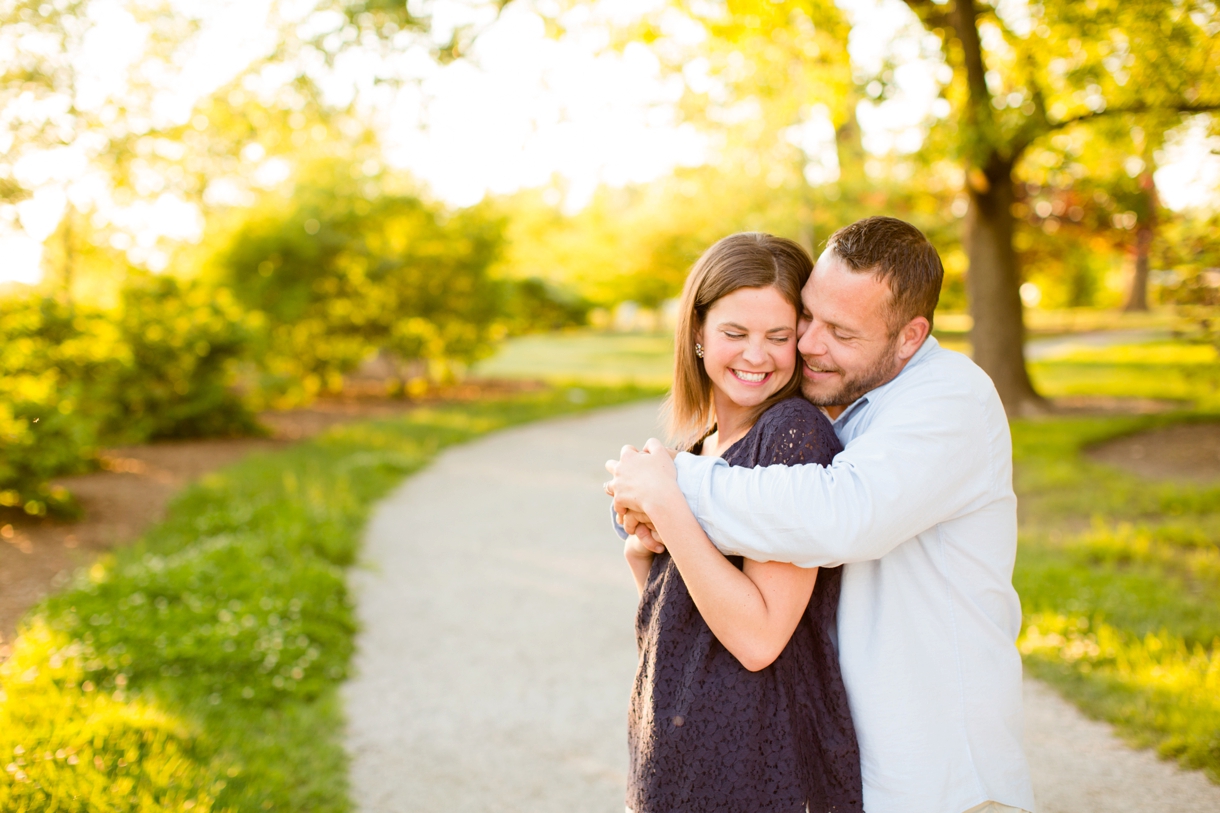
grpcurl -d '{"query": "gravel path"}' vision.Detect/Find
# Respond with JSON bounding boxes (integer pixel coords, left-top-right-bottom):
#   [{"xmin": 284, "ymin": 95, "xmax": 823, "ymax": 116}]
[{"xmin": 343, "ymin": 400, "xmax": 1220, "ymax": 813}]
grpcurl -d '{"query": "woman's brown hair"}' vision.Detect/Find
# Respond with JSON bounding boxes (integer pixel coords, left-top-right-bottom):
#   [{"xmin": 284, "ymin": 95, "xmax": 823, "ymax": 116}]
[{"xmin": 664, "ymin": 232, "xmax": 813, "ymax": 449}]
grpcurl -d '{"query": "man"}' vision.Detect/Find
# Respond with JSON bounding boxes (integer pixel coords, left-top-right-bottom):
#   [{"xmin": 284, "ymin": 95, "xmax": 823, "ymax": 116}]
[{"xmin": 607, "ymin": 217, "xmax": 1036, "ymax": 813}]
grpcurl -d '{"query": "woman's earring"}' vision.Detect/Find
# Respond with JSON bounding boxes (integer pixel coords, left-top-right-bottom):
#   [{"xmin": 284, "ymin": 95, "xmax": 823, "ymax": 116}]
[{"xmin": 694, "ymin": 343, "xmax": 704, "ymax": 359}]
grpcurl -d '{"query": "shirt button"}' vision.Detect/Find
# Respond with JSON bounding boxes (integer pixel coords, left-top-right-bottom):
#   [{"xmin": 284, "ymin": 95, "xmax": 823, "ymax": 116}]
[{"xmin": 672, "ymin": 716, "xmax": 684, "ymax": 727}]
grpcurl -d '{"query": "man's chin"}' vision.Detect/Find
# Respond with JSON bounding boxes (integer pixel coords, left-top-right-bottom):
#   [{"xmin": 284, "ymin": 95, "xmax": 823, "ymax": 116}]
[{"xmin": 800, "ymin": 379, "xmax": 844, "ymax": 407}]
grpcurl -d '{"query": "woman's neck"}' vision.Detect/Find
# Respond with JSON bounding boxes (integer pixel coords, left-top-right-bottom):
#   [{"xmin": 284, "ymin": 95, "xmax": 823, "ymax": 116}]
[{"xmin": 705, "ymin": 388, "xmax": 754, "ymax": 456}]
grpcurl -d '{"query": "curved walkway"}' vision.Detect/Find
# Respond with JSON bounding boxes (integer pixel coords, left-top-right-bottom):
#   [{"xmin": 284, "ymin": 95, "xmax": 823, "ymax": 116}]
[{"xmin": 343, "ymin": 400, "xmax": 1220, "ymax": 813}]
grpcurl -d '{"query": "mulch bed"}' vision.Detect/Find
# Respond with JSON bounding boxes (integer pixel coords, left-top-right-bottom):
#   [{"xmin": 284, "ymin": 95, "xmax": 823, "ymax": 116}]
[{"xmin": 1086, "ymin": 421, "xmax": 1220, "ymax": 483}]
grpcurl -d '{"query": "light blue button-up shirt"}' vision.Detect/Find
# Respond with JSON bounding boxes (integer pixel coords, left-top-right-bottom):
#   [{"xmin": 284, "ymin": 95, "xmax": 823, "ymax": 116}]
[{"xmin": 674, "ymin": 337, "xmax": 1036, "ymax": 813}]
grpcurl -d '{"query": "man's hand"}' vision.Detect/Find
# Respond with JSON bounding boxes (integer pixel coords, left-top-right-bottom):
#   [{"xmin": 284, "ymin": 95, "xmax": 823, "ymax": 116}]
[
  {"xmin": 624, "ymin": 531, "xmax": 660, "ymax": 566},
  {"xmin": 618, "ymin": 509, "xmax": 665, "ymax": 553},
  {"xmin": 605, "ymin": 437, "xmax": 681, "ymax": 517}
]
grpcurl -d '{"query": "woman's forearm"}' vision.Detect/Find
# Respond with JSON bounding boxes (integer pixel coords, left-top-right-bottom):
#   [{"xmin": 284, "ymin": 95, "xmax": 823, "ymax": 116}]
[{"xmin": 646, "ymin": 494, "xmax": 815, "ymax": 671}]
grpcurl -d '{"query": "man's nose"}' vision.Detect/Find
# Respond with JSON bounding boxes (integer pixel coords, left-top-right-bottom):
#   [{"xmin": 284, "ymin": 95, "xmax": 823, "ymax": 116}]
[{"xmin": 798, "ymin": 322, "xmax": 828, "ymax": 357}]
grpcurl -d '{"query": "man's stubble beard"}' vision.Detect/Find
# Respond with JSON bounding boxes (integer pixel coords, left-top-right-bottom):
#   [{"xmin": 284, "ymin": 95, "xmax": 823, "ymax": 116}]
[{"xmin": 800, "ymin": 334, "xmax": 902, "ymax": 408}]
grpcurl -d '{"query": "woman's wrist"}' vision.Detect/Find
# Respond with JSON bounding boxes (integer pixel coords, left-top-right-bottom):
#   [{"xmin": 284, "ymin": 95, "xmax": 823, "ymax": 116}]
[{"xmin": 638, "ymin": 480, "xmax": 684, "ymax": 525}]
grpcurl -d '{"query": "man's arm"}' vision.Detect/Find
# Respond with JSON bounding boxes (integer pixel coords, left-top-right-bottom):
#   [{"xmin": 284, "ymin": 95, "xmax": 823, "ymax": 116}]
[
  {"xmin": 613, "ymin": 377, "xmax": 1001, "ymax": 568},
  {"xmin": 685, "ymin": 383, "xmax": 996, "ymax": 566}
]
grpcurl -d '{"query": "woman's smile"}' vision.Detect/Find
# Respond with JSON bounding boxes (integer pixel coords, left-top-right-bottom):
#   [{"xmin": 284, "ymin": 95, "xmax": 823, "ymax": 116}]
[{"xmin": 731, "ymin": 369, "xmax": 772, "ymax": 384}]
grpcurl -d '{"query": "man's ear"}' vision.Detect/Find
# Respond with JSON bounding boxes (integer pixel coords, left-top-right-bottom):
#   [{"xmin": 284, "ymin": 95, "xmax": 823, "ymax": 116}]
[{"xmin": 896, "ymin": 316, "xmax": 930, "ymax": 361}]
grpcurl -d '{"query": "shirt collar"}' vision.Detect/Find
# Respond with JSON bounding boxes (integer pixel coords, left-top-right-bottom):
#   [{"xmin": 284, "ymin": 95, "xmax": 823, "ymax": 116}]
[{"xmin": 830, "ymin": 336, "xmax": 940, "ymax": 431}]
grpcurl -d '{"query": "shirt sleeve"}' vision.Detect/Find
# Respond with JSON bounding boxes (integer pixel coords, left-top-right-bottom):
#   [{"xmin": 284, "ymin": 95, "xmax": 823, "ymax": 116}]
[{"xmin": 674, "ymin": 374, "xmax": 1000, "ymax": 568}]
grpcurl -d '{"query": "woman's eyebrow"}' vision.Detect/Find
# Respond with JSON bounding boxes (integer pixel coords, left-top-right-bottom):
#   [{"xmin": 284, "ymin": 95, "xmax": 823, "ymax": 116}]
[{"xmin": 716, "ymin": 321, "xmax": 795, "ymax": 333}]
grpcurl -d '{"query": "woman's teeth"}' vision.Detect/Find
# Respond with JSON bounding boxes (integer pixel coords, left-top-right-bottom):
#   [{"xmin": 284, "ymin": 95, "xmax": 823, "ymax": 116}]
[{"xmin": 733, "ymin": 370, "xmax": 768, "ymax": 383}]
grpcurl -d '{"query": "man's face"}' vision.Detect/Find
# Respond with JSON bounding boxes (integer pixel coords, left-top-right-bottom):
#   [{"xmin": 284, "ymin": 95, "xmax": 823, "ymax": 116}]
[{"xmin": 796, "ymin": 251, "xmax": 902, "ymax": 408}]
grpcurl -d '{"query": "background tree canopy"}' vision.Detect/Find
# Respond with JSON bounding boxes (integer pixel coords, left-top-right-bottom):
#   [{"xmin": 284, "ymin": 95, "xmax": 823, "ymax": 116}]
[{"xmin": 1, "ymin": 0, "xmax": 1218, "ymax": 508}]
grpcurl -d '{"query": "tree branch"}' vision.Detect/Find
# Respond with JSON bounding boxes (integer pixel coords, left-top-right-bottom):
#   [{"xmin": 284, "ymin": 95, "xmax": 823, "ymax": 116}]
[
  {"xmin": 1043, "ymin": 100, "xmax": 1220, "ymax": 135},
  {"xmin": 900, "ymin": 0, "xmax": 954, "ymax": 35}
]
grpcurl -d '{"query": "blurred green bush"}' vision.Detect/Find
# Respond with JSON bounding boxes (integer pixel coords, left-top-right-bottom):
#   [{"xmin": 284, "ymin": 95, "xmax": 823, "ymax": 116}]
[
  {"xmin": 209, "ymin": 174, "xmax": 559, "ymax": 403},
  {"xmin": 105, "ymin": 276, "xmax": 261, "ymax": 443},
  {"xmin": 1, "ymin": 297, "xmax": 121, "ymax": 518},
  {"xmin": 0, "ymin": 277, "xmax": 262, "ymax": 518}
]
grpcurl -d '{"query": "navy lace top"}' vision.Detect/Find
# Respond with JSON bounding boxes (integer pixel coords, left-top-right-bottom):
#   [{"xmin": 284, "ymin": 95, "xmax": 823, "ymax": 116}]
[{"xmin": 626, "ymin": 397, "xmax": 864, "ymax": 813}]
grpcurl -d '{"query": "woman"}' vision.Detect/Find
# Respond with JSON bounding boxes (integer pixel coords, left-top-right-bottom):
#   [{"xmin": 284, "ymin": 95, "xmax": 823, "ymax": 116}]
[{"xmin": 617, "ymin": 233, "xmax": 862, "ymax": 813}]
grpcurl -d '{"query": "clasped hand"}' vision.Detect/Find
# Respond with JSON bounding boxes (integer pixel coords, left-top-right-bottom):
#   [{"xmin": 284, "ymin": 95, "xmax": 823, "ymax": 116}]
[{"xmin": 605, "ymin": 438, "xmax": 680, "ymax": 554}]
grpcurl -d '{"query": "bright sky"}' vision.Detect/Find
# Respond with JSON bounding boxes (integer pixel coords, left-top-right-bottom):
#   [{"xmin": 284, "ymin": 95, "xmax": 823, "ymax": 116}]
[{"xmin": 1, "ymin": 0, "xmax": 1217, "ymax": 285}]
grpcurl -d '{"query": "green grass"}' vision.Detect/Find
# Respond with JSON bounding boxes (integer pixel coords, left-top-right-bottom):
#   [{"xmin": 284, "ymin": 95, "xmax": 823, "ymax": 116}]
[
  {"xmin": 1011, "ymin": 408, "xmax": 1220, "ymax": 780},
  {"xmin": 933, "ymin": 307, "xmax": 1181, "ymax": 340},
  {"xmin": 1031, "ymin": 340, "xmax": 1220, "ymax": 409},
  {"xmin": 0, "ymin": 385, "xmax": 660, "ymax": 812},
  {"xmin": 1012, "ymin": 330, "xmax": 1220, "ymax": 780},
  {"xmin": 471, "ymin": 331, "xmax": 674, "ymax": 386},
  {"xmin": 1024, "ymin": 307, "xmax": 1181, "ymax": 336}
]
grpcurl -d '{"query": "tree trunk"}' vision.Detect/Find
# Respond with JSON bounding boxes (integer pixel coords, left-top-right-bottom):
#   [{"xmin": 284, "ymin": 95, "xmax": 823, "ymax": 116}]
[
  {"xmin": 964, "ymin": 157, "xmax": 1045, "ymax": 415},
  {"xmin": 1123, "ymin": 172, "xmax": 1157, "ymax": 312},
  {"xmin": 1123, "ymin": 226, "xmax": 1152, "ymax": 311}
]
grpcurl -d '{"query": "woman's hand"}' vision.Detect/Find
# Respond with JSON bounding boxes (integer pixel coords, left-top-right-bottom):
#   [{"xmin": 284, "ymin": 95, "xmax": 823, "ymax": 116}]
[{"xmin": 605, "ymin": 439, "xmax": 681, "ymax": 517}]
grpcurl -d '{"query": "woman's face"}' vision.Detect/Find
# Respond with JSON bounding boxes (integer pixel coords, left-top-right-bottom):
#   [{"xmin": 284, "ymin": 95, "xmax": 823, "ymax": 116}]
[{"xmin": 697, "ymin": 285, "xmax": 798, "ymax": 410}]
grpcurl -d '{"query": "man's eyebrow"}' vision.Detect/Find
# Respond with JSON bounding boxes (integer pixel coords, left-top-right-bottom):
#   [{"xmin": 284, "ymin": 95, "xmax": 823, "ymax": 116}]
[{"xmin": 820, "ymin": 317, "xmax": 858, "ymax": 335}]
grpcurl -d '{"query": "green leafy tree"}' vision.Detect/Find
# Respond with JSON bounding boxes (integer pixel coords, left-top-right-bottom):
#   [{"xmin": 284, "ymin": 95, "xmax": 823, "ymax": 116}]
[
  {"xmin": 210, "ymin": 166, "xmax": 506, "ymax": 401},
  {"xmin": 1157, "ymin": 208, "xmax": 1220, "ymax": 351},
  {"xmin": 898, "ymin": 0, "xmax": 1220, "ymax": 411},
  {"xmin": 0, "ymin": 0, "xmax": 222, "ymax": 294},
  {"xmin": 1011, "ymin": 119, "xmax": 1171, "ymax": 309}
]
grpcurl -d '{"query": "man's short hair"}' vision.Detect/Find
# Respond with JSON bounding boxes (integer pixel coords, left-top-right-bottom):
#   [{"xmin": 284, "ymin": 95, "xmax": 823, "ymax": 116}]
[{"xmin": 827, "ymin": 216, "xmax": 944, "ymax": 334}]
